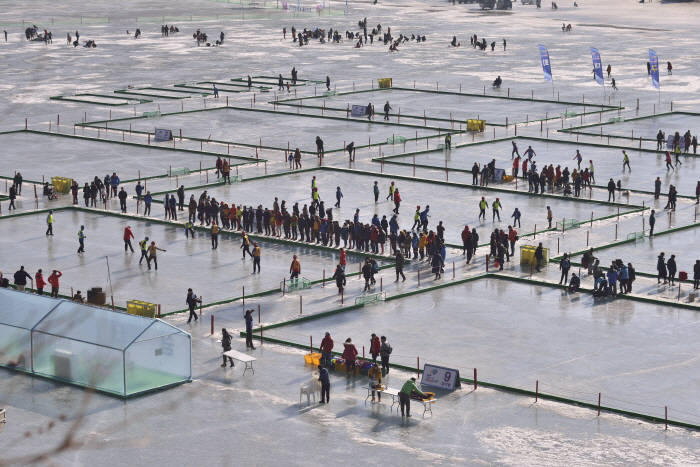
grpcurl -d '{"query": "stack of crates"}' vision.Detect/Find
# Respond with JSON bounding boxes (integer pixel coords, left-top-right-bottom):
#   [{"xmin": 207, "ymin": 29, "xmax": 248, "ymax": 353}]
[
  {"xmin": 467, "ymin": 119, "xmax": 485, "ymax": 132},
  {"xmin": 126, "ymin": 300, "xmax": 157, "ymax": 318},
  {"xmin": 304, "ymin": 353, "xmax": 321, "ymax": 366},
  {"xmin": 51, "ymin": 177, "xmax": 72, "ymax": 194},
  {"xmin": 378, "ymin": 78, "xmax": 392, "ymax": 88}
]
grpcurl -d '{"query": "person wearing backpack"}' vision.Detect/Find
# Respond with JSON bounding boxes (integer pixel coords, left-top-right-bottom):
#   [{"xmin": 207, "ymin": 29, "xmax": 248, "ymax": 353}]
[{"xmin": 379, "ymin": 335, "xmax": 392, "ymax": 374}]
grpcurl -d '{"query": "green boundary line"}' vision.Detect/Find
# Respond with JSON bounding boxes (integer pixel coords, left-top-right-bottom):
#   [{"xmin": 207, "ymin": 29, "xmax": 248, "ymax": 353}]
[
  {"xmin": 560, "ymin": 111, "xmax": 700, "ymax": 148},
  {"xmin": 78, "ymin": 105, "xmax": 455, "ymax": 154},
  {"xmin": 373, "ymin": 135, "xmax": 698, "ymax": 201},
  {"xmin": 273, "ymin": 86, "xmax": 619, "ymax": 126},
  {"xmin": 238, "ymin": 272, "xmax": 699, "ymax": 430},
  {"xmin": 50, "ymin": 94, "xmax": 150, "ymax": 106},
  {"xmin": 20, "ymin": 128, "xmax": 262, "ymax": 164}
]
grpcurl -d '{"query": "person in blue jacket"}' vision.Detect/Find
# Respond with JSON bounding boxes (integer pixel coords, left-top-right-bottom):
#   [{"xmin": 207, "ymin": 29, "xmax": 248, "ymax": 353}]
[
  {"xmin": 110, "ymin": 172, "xmax": 120, "ymax": 197},
  {"xmin": 606, "ymin": 266, "xmax": 618, "ymax": 296}
]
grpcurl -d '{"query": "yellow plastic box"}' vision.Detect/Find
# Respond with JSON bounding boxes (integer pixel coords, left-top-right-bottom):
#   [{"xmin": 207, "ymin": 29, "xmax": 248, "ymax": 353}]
[{"xmin": 126, "ymin": 300, "xmax": 157, "ymax": 318}]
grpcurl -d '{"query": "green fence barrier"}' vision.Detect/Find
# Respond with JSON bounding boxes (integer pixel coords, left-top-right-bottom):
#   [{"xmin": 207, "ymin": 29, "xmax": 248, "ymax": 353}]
[{"xmin": 354, "ymin": 292, "xmax": 386, "ymax": 306}]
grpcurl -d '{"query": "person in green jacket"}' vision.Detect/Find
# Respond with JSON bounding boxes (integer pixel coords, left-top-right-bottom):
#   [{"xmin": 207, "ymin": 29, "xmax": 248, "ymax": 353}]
[{"xmin": 399, "ymin": 377, "xmax": 426, "ymax": 417}]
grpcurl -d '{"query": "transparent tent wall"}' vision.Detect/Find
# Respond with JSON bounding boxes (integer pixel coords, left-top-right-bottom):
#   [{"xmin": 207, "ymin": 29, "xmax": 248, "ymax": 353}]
[
  {"xmin": 32, "ymin": 332, "xmax": 125, "ymax": 396},
  {"xmin": 0, "ymin": 324, "xmax": 31, "ymax": 371},
  {"xmin": 124, "ymin": 332, "xmax": 191, "ymax": 396}
]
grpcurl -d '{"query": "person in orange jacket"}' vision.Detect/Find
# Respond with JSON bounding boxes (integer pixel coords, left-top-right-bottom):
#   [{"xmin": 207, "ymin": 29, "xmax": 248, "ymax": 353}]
[
  {"xmin": 35, "ymin": 269, "xmax": 46, "ymax": 295},
  {"xmin": 47, "ymin": 270, "xmax": 62, "ymax": 298},
  {"xmin": 123, "ymin": 226, "xmax": 135, "ymax": 253},
  {"xmin": 289, "ymin": 254, "xmax": 301, "ymax": 285}
]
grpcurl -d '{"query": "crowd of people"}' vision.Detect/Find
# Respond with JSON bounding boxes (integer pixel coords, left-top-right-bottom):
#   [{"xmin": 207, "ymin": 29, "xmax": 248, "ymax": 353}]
[{"xmin": 283, "ymin": 18, "xmax": 426, "ymax": 52}]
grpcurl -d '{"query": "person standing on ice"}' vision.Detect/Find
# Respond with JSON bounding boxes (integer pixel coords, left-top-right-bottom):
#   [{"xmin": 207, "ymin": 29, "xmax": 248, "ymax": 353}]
[
  {"xmin": 212, "ymin": 84, "xmax": 218, "ymax": 98},
  {"xmin": 252, "ymin": 242, "xmax": 261, "ymax": 274},
  {"xmin": 186, "ymin": 288, "xmax": 201, "ymax": 323},
  {"xmin": 622, "ymin": 150, "xmax": 631, "ymax": 172},
  {"xmin": 289, "ymin": 254, "xmax": 300, "ymax": 286},
  {"xmin": 664, "ymin": 151, "xmax": 674, "ymax": 171},
  {"xmin": 144, "ymin": 191, "xmax": 152, "ymax": 216},
  {"xmin": 138, "ymin": 237, "xmax": 149, "ymax": 265},
  {"xmin": 492, "ymin": 198, "xmax": 502, "ymax": 222},
  {"xmin": 667, "ymin": 254, "xmax": 678, "ymax": 286},
  {"xmin": 48, "ymin": 270, "xmax": 62, "ymax": 297},
  {"xmin": 607, "ymin": 178, "xmax": 616, "ymax": 202},
  {"xmin": 318, "ymin": 365, "xmax": 330, "ymax": 404},
  {"xmin": 588, "ymin": 160, "xmax": 596, "ymax": 183},
  {"xmin": 471, "ymin": 162, "xmax": 480, "ymax": 185},
  {"xmin": 45, "ymin": 210, "xmax": 55, "ymax": 236},
  {"xmin": 77, "ymin": 225, "xmax": 86, "ymax": 254},
  {"xmin": 373, "ymin": 181, "xmax": 379, "ymax": 203},
  {"xmin": 326, "ymin": 75, "xmax": 330, "ymax": 91},
  {"xmin": 315, "ymin": 136, "xmax": 324, "ymax": 162},
  {"xmin": 386, "ymin": 181, "xmax": 395, "ymax": 200},
  {"xmin": 399, "ymin": 377, "xmax": 426, "ymax": 418},
  {"xmin": 147, "ymin": 241, "xmax": 166, "ymax": 270},
  {"xmin": 534, "ymin": 243, "xmax": 544, "ymax": 272},
  {"xmin": 546, "ymin": 206, "xmax": 553, "ymax": 229},
  {"xmin": 383, "ymin": 101, "xmax": 392, "ymax": 121},
  {"xmin": 523, "ymin": 145, "xmax": 536, "ymax": 161},
  {"xmin": 392, "ymin": 188, "xmax": 401, "ymax": 214},
  {"xmin": 511, "ymin": 207, "xmax": 521, "ymax": 228},
  {"xmin": 118, "ymin": 187, "xmax": 128, "ymax": 213},
  {"xmin": 478, "ymin": 197, "xmax": 488, "ymax": 221},
  {"xmin": 335, "ymin": 186, "xmax": 343, "ymax": 208},
  {"xmin": 573, "ymin": 149, "xmax": 582, "ymax": 169},
  {"xmin": 123, "ymin": 225, "xmax": 134, "ymax": 252},
  {"xmin": 244, "ymin": 309, "xmax": 256, "ymax": 349},
  {"xmin": 559, "ymin": 253, "xmax": 570, "ymax": 284},
  {"xmin": 332, "ymin": 263, "xmax": 346, "ymax": 294},
  {"xmin": 511, "ymin": 141, "xmax": 520, "ymax": 158},
  {"xmin": 657, "ymin": 252, "xmax": 667, "ymax": 284},
  {"xmin": 221, "ymin": 329, "xmax": 234, "ymax": 367},
  {"xmin": 648, "ymin": 209, "xmax": 656, "ymax": 236}
]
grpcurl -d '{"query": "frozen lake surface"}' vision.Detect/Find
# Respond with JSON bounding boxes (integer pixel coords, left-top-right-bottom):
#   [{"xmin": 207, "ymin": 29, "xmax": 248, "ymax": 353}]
[{"xmin": 2, "ymin": 0, "xmax": 700, "ymax": 463}]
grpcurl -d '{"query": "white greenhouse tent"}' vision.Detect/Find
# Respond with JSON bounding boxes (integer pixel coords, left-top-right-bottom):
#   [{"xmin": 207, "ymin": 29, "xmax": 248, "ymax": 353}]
[{"xmin": 0, "ymin": 288, "xmax": 191, "ymax": 397}]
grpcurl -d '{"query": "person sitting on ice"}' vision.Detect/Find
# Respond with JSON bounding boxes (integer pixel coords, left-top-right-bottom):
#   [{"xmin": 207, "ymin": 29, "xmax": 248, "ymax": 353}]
[
  {"xmin": 450, "ymin": 36, "xmax": 460, "ymax": 47},
  {"xmin": 492, "ymin": 76, "xmax": 502, "ymax": 88},
  {"xmin": 568, "ymin": 273, "xmax": 580, "ymax": 293}
]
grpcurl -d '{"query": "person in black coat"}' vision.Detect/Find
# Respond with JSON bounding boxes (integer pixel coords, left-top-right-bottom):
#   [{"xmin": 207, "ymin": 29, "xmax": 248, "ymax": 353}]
[
  {"xmin": 667, "ymin": 254, "xmax": 677, "ymax": 286},
  {"xmin": 657, "ymin": 252, "xmax": 667, "ymax": 284},
  {"xmin": 221, "ymin": 328, "xmax": 234, "ymax": 367},
  {"xmin": 332, "ymin": 264, "xmax": 346, "ymax": 294},
  {"xmin": 245, "ymin": 309, "xmax": 256, "ymax": 350},
  {"xmin": 186, "ymin": 288, "xmax": 201, "ymax": 323}
]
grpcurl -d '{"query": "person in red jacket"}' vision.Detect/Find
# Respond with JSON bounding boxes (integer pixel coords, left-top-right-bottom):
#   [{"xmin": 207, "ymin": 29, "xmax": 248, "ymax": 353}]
[
  {"xmin": 392, "ymin": 189, "xmax": 402, "ymax": 214},
  {"xmin": 342, "ymin": 338, "xmax": 358, "ymax": 375},
  {"xmin": 320, "ymin": 332, "xmax": 334, "ymax": 367},
  {"xmin": 48, "ymin": 270, "xmax": 62, "ymax": 298},
  {"xmin": 123, "ymin": 226, "xmax": 135, "ymax": 253},
  {"xmin": 369, "ymin": 333, "xmax": 381, "ymax": 362},
  {"xmin": 35, "ymin": 269, "xmax": 46, "ymax": 295},
  {"xmin": 339, "ymin": 248, "xmax": 347, "ymax": 268},
  {"xmin": 461, "ymin": 225, "xmax": 471, "ymax": 255}
]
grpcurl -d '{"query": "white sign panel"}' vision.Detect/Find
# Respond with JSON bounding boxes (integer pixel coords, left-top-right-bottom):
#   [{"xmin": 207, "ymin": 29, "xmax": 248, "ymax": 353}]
[{"xmin": 421, "ymin": 363, "xmax": 460, "ymax": 391}]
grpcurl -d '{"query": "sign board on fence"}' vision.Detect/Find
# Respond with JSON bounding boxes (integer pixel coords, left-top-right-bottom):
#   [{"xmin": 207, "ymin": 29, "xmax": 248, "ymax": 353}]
[
  {"xmin": 421, "ymin": 364, "xmax": 461, "ymax": 391},
  {"xmin": 666, "ymin": 134, "xmax": 685, "ymax": 151},
  {"xmin": 351, "ymin": 105, "xmax": 368, "ymax": 117},
  {"xmin": 490, "ymin": 168, "xmax": 506, "ymax": 183},
  {"xmin": 154, "ymin": 128, "xmax": 173, "ymax": 142}
]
